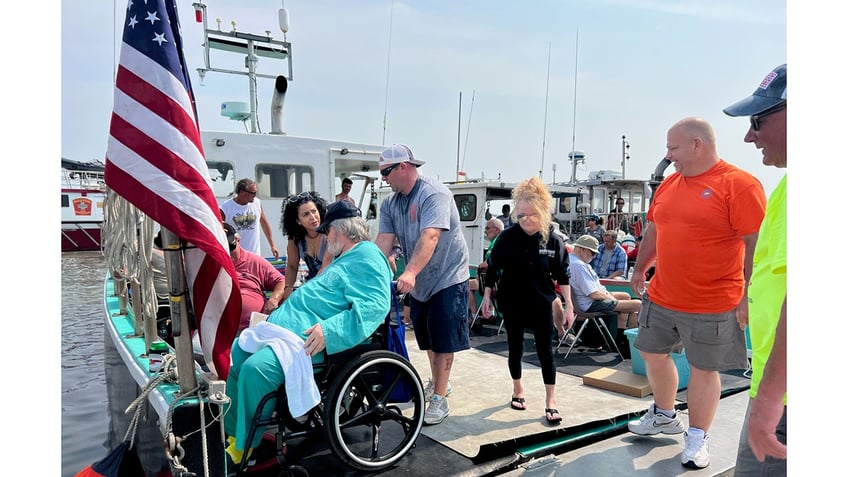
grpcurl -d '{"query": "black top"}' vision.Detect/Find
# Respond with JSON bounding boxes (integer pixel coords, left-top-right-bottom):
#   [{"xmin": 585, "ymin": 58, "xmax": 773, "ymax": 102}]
[{"xmin": 485, "ymin": 225, "xmax": 569, "ymax": 313}]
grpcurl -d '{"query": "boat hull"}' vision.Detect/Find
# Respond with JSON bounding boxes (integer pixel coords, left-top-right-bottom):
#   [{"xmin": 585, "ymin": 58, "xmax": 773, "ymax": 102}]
[{"xmin": 62, "ymin": 224, "xmax": 102, "ymax": 251}]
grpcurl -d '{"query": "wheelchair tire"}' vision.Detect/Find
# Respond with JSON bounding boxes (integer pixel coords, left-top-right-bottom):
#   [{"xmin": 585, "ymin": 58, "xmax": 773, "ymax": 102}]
[
  {"xmin": 278, "ymin": 465, "xmax": 309, "ymax": 477},
  {"xmin": 322, "ymin": 350, "xmax": 425, "ymax": 472}
]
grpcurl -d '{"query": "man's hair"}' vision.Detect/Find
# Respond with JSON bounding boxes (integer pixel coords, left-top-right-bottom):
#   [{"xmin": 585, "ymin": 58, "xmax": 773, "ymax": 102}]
[
  {"xmin": 487, "ymin": 218, "xmax": 504, "ymax": 232},
  {"xmin": 329, "ymin": 216, "xmax": 371, "ymax": 243},
  {"xmin": 341, "ymin": 177, "xmax": 353, "ymax": 186},
  {"xmin": 236, "ymin": 178, "xmax": 256, "ymax": 193},
  {"xmin": 603, "ymin": 229, "xmax": 618, "ymax": 238}
]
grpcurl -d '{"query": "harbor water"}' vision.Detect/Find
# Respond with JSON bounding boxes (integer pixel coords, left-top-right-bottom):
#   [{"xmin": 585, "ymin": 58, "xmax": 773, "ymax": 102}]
[
  {"xmin": 62, "ymin": 251, "xmax": 110, "ymax": 477},
  {"xmin": 62, "ymin": 251, "xmax": 169, "ymax": 477}
]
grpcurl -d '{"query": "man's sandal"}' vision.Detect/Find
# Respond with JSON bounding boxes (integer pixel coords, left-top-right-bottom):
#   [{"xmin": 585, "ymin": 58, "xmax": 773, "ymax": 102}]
[
  {"xmin": 510, "ymin": 397, "xmax": 527, "ymax": 411},
  {"xmin": 545, "ymin": 408, "xmax": 562, "ymax": 425}
]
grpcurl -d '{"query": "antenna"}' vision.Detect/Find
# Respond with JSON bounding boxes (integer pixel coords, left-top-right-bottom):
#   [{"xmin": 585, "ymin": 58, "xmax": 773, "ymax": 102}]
[
  {"xmin": 381, "ymin": 0, "xmax": 395, "ymax": 145},
  {"xmin": 460, "ymin": 90, "xmax": 475, "ymax": 173},
  {"xmin": 540, "ymin": 41, "xmax": 551, "ymax": 179},
  {"xmin": 569, "ymin": 29, "xmax": 580, "ymax": 185},
  {"xmin": 456, "ymin": 91, "xmax": 462, "ymax": 181}
]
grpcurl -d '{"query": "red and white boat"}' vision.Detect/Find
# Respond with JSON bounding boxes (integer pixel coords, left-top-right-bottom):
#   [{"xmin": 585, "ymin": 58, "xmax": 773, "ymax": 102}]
[{"xmin": 61, "ymin": 158, "xmax": 106, "ymax": 252}]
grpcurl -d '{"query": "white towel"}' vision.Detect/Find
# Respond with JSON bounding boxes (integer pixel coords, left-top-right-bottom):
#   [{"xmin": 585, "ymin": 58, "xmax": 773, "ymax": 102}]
[{"xmin": 237, "ymin": 321, "xmax": 321, "ymax": 418}]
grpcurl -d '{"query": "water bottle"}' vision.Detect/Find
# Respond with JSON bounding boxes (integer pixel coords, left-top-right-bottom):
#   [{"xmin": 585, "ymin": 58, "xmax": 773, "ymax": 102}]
[{"xmin": 627, "ymin": 267, "xmax": 634, "ymax": 281}]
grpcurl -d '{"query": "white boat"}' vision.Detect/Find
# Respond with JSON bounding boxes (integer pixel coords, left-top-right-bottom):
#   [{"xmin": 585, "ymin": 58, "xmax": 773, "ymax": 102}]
[{"xmin": 61, "ymin": 158, "xmax": 107, "ymax": 252}]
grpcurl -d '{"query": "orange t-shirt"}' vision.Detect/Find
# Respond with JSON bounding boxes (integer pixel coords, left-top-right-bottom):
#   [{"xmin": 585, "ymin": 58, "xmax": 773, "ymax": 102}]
[{"xmin": 647, "ymin": 160, "xmax": 766, "ymax": 313}]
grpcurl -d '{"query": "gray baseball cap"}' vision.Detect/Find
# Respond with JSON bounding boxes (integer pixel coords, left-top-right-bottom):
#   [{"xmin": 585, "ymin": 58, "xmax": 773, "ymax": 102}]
[{"xmin": 723, "ymin": 64, "xmax": 787, "ymax": 117}]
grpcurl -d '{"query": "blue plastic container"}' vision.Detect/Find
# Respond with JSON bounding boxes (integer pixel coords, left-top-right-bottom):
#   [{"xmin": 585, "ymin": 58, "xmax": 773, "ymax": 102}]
[{"xmin": 624, "ymin": 328, "xmax": 691, "ymax": 390}]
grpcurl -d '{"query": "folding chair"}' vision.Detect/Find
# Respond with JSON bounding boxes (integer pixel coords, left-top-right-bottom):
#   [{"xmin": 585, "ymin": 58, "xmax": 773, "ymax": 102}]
[
  {"xmin": 469, "ymin": 270, "xmax": 504, "ymax": 335},
  {"xmin": 557, "ymin": 289, "xmax": 623, "ymax": 361}
]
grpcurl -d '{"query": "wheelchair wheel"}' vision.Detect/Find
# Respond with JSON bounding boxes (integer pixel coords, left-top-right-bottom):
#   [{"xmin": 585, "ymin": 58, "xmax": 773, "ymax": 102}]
[
  {"xmin": 278, "ymin": 465, "xmax": 308, "ymax": 477},
  {"xmin": 323, "ymin": 350, "xmax": 425, "ymax": 472}
]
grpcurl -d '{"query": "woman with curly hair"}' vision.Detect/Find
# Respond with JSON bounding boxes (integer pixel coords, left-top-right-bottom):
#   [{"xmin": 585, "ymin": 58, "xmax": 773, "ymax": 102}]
[
  {"xmin": 281, "ymin": 191, "xmax": 333, "ymax": 301},
  {"xmin": 481, "ymin": 176, "xmax": 574, "ymax": 425}
]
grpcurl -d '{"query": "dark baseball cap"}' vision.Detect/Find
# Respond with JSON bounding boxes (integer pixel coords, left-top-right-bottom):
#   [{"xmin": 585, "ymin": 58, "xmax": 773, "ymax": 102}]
[
  {"xmin": 223, "ymin": 223, "xmax": 238, "ymax": 250},
  {"xmin": 723, "ymin": 64, "xmax": 787, "ymax": 117},
  {"xmin": 315, "ymin": 200, "xmax": 362, "ymax": 234}
]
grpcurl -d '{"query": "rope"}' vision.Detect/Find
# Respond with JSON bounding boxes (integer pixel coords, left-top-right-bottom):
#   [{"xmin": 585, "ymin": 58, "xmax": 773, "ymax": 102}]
[{"xmin": 102, "ymin": 189, "xmax": 160, "ymax": 332}]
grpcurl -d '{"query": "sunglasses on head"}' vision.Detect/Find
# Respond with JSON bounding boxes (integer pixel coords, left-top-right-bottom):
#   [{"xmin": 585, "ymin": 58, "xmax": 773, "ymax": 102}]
[
  {"xmin": 287, "ymin": 191, "xmax": 312, "ymax": 203},
  {"xmin": 750, "ymin": 102, "xmax": 786, "ymax": 131},
  {"xmin": 380, "ymin": 163, "xmax": 402, "ymax": 177}
]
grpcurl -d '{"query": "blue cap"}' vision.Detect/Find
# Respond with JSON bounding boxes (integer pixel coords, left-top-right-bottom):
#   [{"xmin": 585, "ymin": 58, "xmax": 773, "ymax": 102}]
[
  {"xmin": 723, "ymin": 64, "xmax": 787, "ymax": 116},
  {"xmin": 316, "ymin": 200, "xmax": 362, "ymax": 234}
]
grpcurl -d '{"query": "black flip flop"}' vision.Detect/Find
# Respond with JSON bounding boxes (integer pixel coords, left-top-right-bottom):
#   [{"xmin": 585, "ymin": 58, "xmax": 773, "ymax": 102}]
[
  {"xmin": 545, "ymin": 408, "xmax": 562, "ymax": 425},
  {"xmin": 510, "ymin": 397, "xmax": 526, "ymax": 411}
]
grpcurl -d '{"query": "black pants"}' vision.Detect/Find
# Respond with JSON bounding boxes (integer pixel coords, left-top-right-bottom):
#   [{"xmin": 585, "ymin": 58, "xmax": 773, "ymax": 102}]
[{"xmin": 502, "ymin": 301, "xmax": 557, "ymax": 385}]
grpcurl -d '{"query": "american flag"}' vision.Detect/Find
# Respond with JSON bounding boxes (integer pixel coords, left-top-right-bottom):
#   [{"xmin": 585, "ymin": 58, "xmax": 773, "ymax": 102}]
[{"xmin": 105, "ymin": 0, "xmax": 241, "ymax": 379}]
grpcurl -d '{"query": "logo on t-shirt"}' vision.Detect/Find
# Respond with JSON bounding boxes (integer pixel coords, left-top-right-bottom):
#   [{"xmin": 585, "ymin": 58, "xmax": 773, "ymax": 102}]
[
  {"xmin": 700, "ymin": 189, "xmax": 713, "ymax": 199},
  {"xmin": 233, "ymin": 212, "xmax": 258, "ymax": 230}
]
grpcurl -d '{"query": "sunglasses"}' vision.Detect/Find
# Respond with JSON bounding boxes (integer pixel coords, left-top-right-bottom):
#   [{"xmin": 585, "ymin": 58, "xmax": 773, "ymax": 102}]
[
  {"xmin": 380, "ymin": 163, "xmax": 401, "ymax": 177},
  {"xmin": 750, "ymin": 102, "xmax": 786, "ymax": 131},
  {"xmin": 287, "ymin": 191, "xmax": 312, "ymax": 203},
  {"xmin": 516, "ymin": 213, "xmax": 539, "ymax": 221},
  {"xmin": 241, "ymin": 189, "xmax": 257, "ymax": 195}
]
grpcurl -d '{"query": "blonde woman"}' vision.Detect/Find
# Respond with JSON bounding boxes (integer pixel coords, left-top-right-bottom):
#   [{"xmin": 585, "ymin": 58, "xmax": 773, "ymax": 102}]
[{"xmin": 481, "ymin": 177, "xmax": 574, "ymax": 425}]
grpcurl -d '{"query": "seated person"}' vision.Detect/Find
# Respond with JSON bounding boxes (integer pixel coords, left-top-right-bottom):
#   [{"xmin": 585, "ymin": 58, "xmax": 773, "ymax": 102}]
[
  {"xmin": 584, "ymin": 214, "xmax": 606, "ymax": 244},
  {"xmin": 224, "ymin": 201, "xmax": 393, "ymax": 466},
  {"xmin": 224, "ymin": 223, "xmax": 287, "ymax": 333},
  {"xmin": 568, "ymin": 235, "xmax": 641, "ymax": 346},
  {"xmin": 591, "ymin": 229, "xmax": 628, "ymax": 279},
  {"xmin": 468, "ymin": 218, "xmax": 504, "ymax": 319}
]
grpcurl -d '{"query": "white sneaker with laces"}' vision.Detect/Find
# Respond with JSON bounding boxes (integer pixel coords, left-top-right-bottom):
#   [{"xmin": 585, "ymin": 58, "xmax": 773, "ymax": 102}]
[
  {"xmin": 627, "ymin": 403, "xmax": 684, "ymax": 435},
  {"xmin": 424, "ymin": 394, "xmax": 449, "ymax": 425},
  {"xmin": 681, "ymin": 430, "xmax": 710, "ymax": 469},
  {"xmin": 423, "ymin": 378, "xmax": 452, "ymax": 401}
]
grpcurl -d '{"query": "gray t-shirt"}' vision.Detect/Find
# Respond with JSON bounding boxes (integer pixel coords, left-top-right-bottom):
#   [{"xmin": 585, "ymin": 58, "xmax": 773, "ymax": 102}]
[{"xmin": 379, "ymin": 176, "xmax": 469, "ymax": 301}]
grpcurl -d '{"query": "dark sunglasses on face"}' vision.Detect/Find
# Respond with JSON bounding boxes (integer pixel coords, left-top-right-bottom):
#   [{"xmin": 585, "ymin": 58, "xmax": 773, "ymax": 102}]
[
  {"xmin": 750, "ymin": 102, "xmax": 786, "ymax": 131},
  {"xmin": 241, "ymin": 189, "xmax": 257, "ymax": 195},
  {"xmin": 380, "ymin": 163, "xmax": 401, "ymax": 177}
]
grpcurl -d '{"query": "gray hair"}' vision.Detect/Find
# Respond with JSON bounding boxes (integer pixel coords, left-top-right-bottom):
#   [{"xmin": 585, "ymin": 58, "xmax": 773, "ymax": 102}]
[
  {"xmin": 487, "ymin": 217, "xmax": 504, "ymax": 232},
  {"xmin": 329, "ymin": 216, "xmax": 371, "ymax": 243}
]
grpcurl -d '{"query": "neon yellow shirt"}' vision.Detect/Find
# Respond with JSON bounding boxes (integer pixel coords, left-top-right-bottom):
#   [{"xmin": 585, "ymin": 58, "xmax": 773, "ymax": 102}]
[{"xmin": 747, "ymin": 174, "xmax": 787, "ymax": 402}]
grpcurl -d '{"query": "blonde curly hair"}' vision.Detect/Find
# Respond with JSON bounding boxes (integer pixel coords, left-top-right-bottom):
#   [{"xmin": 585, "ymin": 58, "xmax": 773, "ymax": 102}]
[{"xmin": 511, "ymin": 176, "xmax": 553, "ymax": 243}]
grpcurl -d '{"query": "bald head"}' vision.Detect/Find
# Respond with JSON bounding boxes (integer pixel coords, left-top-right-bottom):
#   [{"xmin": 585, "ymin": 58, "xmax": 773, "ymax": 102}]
[
  {"xmin": 672, "ymin": 117, "xmax": 716, "ymax": 148},
  {"xmin": 666, "ymin": 116, "xmax": 720, "ymax": 176}
]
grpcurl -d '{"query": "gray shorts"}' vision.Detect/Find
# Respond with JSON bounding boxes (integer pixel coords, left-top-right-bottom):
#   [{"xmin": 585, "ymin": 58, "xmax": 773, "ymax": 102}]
[{"xmin": 634, "ymin": 297, "xmax": 748, "ymax": 371}]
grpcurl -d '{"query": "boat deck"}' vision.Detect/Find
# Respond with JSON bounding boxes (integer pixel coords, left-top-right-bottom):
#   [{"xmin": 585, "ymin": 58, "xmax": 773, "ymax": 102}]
[{"xmin": 104, "ymin": 274, "xmax": 750, "ymax": 476}]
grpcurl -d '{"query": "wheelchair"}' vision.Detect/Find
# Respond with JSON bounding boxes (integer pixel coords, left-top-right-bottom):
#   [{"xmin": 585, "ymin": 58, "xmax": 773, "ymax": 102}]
[{"xmin": 233, "ymin": 286, "xmax": 426, "ymax": 477}]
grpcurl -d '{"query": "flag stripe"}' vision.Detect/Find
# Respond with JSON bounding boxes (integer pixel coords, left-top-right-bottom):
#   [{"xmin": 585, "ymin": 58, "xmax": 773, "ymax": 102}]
[{"xmin": 105, "ymin": 0, "xmax": 240, "ymax": 379}]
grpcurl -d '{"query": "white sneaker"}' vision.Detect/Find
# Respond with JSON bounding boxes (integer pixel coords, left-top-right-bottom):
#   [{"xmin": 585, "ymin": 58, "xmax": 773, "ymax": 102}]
[
  {"xmin": 423, "ymin": 395, "xmax": 450, "ymax": 425},
  {"xmin": 681, "ymin": 431, "xmax": 710, "ymax": 469},
  {"xmin": 423, "ymin": 378, "xmax": 452, "ymax": 401},
  {"xmin": 627, "ymin": 403, "xmax": 684, "ymax": 435}
]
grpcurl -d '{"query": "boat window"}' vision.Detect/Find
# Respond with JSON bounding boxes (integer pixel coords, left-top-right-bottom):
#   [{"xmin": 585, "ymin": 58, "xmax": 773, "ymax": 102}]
[
  {"xmin": 591, "ymin": 188, "xmax": 606, "ymax": 214},
  {"xmin": 558, "ymin": 197, "xmax": 573, "ymax": 214},
  {"xmin": 62, "ymin": 194, "xmax": 70, "ymax": 208},
  {"xmin": 207, "ymin": 161, "xmax": 235, "ymax": 197},
  {"xmin": 454, "ymin": 194, "xmax": 477, "ymax": 222},
  {"xmin": 256, "ymin": 164, "xmax": 315, "ymax": 199}
]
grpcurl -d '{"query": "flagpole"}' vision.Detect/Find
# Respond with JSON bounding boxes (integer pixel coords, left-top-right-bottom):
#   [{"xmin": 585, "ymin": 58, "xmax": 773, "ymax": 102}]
[{"xmin": 160, "ymin": 228, "xmax": 198, "ymax": 392}]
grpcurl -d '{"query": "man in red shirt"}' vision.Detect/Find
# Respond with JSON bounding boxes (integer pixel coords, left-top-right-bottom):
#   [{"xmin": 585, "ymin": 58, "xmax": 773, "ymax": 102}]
[{"xmin": 225, "ymin": 223, "xmax": 287, "ymax": 333}]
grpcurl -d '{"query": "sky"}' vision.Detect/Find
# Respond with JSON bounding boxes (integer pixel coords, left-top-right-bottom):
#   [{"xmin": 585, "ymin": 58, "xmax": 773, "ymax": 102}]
[
  {"xmin": 7, "ymin": 0, "xmax": 848, "ymax": 474},
  {"xmin": 60, "ymin": 0, "xmax": 789, "ymax": 195}
]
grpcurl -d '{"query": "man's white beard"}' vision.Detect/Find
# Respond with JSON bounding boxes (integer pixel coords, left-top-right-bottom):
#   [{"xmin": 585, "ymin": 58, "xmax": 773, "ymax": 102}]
[{"xmin": 328, "ymin": 236, "xmax": 345, "ymax": 257}]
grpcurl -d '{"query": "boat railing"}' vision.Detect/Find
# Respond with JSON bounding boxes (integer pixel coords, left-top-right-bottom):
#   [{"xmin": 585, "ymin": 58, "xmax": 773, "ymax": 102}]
[{"xmin": 62, "ymin": 169, "xmax": 107, "ymax": 189}]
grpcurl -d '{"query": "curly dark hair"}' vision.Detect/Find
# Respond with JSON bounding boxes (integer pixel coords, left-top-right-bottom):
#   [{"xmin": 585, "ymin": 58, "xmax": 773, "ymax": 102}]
[{"xmin": 281, "ymin": 191, "xmax": 328, "ymax": 241}]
